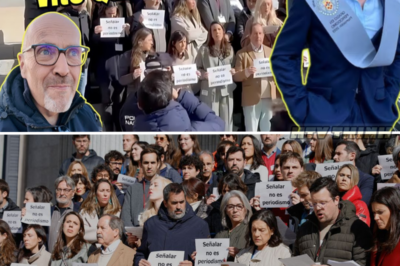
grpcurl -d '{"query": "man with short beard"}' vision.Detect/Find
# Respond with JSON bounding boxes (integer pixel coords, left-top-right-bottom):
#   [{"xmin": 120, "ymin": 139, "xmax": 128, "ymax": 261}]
[
  {"xmin": 59, "ymin": 135, "xmax": 104, "ymax": 176},
  {"xmin": 135, "ymin": 183, "xmax": 209, "ymax": 266},
  {"xmin": 48, "ymin": 176, "xmax": 80, "ymax": 253},
  {"xmin": 260, "ymin": 134, "xmax": 281, "ymax": 177},
  {"xmin": 225, "ymin": 146, "xmax": 261, "ymax": 200},
  {"xmin": 0, "ymin": 12, "xmax": 101, "ymax": 132}
]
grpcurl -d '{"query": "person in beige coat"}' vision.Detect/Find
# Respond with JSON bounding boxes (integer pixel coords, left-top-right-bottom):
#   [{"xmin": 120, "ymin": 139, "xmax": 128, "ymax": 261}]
[
  {"xmin": 18, "ymin": 225, "xmax": 51, "ymax": 265},
  {"xmin": 79, "ymin": 179, "xmax": 121, "ymax": 243},
  {"xmin": 235, "ymin": 209, "xmax": 291, "ymax": 266},
  {"xmin": 196, "ymin": 22, "xmax": 236, "ymax": 131},
  {"xmin": 170, "ymin": 0, "xmax": 208, "ymax": 61},
  {"xmin": 234, "ymin": 23, "xmax": 280, "ymax": 131},
  {"xmin": 88, "ymin": 215, "xmax": 136, "ymax": 266}
]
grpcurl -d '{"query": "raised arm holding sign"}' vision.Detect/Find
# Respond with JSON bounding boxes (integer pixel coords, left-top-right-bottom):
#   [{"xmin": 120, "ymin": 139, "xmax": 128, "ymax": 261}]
[
  {"xmin": 378, "ymin": 155, "xmax": 397, "ymax": 180},
  {"xmin": 100, "ymin": 18, "xmax": 125, "ymax": 38},
  {"xmin": 255, "ymin": 181, "xmax": 293, "ymax": 208},
  {"xmin": 195, "ymin": 239, "xmax": 229, "ymax": 266},
  {"xmin": 142, "ymin": 10, "xmax": 165, "ymax": 29}
]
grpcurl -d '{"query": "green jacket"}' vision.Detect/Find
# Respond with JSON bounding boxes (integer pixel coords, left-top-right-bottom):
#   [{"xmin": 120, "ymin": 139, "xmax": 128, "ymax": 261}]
[{"xmin": 294, "ymin": 200, "xmax": 372, "ymax": 265}]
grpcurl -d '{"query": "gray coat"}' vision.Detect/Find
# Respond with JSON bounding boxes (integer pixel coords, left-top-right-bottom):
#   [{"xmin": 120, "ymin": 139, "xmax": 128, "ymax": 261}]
[
  {"xmin": 18, "ymin": 245, "xmax": 51, "ymax": 265},
  {"xmin": 50, "ymin": 243, "xmax": 90, "ymax": 266},
  {"xmin": 121, "ymin": 178, "xmax": 151, "ymax": 226},
  {"xmin": 198, "ymin": 0, "xmax": 236, "ymax": 34},
  {"xmin": 215, "ymin": 221, "xmax": 249, "ymax": 260}
]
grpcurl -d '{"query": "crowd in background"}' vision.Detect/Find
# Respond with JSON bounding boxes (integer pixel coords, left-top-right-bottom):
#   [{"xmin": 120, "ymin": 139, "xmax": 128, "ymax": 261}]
[
  {"xmin": 23, "ymin": 0, "xmax": 295, "ymax": 131},
  {"xmin": 0, "ymin": 133, "xmax": 400, "ymax": 266}
]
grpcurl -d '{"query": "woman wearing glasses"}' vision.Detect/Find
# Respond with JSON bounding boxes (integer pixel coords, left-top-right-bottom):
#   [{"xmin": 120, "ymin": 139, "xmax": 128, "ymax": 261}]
[
  {"xmin": 51, "ymin": 212, "xmax": 90, "ymax": 266},
  {"xmin": 216, "ymin": 190, "xmax": 252, "ymax": 260},
  {"xmin": 235, "ymin": 210, "xmax": 291, "ymax": 266},
  {"xmin": 154, "ymin": 135, "xmax": 177, "ymax": 166},
  {"xmin": 79, "ymin": 179, "xmax": 121, "ymax": 243},
  {"xmin": 17, "ymin": 225, "xmax": 51, "ymax": 265},
  {"xmin": 336, "ymin": 164, "xmax": 370, "ymax": 226},
  {"xmin": 370, "ymin": 187, "xmax": 400, "ymax": 266}
]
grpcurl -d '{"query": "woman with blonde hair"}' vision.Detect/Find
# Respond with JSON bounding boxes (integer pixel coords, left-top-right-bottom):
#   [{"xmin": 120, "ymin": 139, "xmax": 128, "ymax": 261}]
[
  {"xmin": 241, "ymin": 0, "xmax": 283, "ymax": 47},
  {"xmin": 336, "ymin": 164, "xmax": 370, "ymax": 226},
  {"xmin": 171, "ymin": 0, "xmax": 208, "ymax": 61},
  {"xmin": 79, "ymin": 179, "xmax": 121, "ymax": 243},
  {"xmin": 67, "ymin": 161, "xmax": 89, "ymax": 179},
  {"xmin": 281, "ymin": 140, "xmax": 303, "ymax": 157},
  {"xmin": 304, "ymin": 134, "xmax": 333, "ymax": 164}
]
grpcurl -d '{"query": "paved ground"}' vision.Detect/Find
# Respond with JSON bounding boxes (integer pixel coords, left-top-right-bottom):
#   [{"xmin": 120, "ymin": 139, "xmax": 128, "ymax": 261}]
[{"xmin": 0, "ymin": 0, "xmax": 25, "ymax": 44}]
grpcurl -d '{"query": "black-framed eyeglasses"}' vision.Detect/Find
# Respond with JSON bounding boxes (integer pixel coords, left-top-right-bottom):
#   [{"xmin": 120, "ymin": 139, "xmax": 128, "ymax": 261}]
[{"xmin": 22, "ymin": 43, "xmax": 90, "ymax": 66}]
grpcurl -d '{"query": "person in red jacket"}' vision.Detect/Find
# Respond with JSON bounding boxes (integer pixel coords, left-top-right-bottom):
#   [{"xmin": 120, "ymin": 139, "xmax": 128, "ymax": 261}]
[
  {"xmin": 370, "ymin": 187, "xmax": 400, "ymax": 266},
  {"xmin": 336, "ymin": 164, "xmax": 370, "ymax": 226}
]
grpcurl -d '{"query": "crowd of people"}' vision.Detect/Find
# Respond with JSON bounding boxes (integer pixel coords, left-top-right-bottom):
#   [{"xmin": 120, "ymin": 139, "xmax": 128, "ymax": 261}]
[
  {"xmin": 0, "ymin": 133, "xmax": 400, "ymax": 266},
  {"xmin": 19, "ymin": 0, "xmax": 293, "ymax": 131}
]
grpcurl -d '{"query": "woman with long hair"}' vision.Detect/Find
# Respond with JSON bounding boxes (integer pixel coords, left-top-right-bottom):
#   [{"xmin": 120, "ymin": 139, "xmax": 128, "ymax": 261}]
[
  {"xmin": 215, "ymin": 140, "xmax": 235, "ymax": 174},
  {"xmin": 272, "ymin": 154, "xmax": 283, "ymax": 181},
  {"xmin": 17, "ymin": 225, "xmax": 50, "ymax": 265},
  {"xmin": 235, "ymin": 209, "xmax": 291, "ymax": 266},
  {"xmin": 79, "ymin": 179, "xmax": 121, "ymax": 243},
  {"xmin": 119, "ymin": 28, "xmax": 155, "ymax": 96},
  {"xmin": 336, "ymin": 164, "xmax": 370, "ymax": 226},
  {"xmin": 196, "ymin": 22, "xmax": 236, "ymax": 131},
  {"xmin": 240, "ymin": 135, "xmax": 269, "ymax": 182},
  {"xmin": 67, "ymin": 161, "xmax": 89, "ymax": 179},
  {"xmin": 305, "ymin": 134, "xmax": 333, "ymax": 164},
  {"xmin": 171, "ymin": 0, "xmax": 208, "ymax": 61},
  {"xmin": 241, "ymin": 0, "xmax": 283, "ymax": 47},
  {"xmin": 0, "ymin": 220, "xmax": 16, "ymax": 266},
  {"xmin": 171, "ymin": 135, "xmax": 201, "ymax": 169},
  {"xmin": 281, "ymin": 140, "xmax": 303, "ymax": 157},
  {"xmin": 71, "ymin": 174, "xmax": 91, "ymax": 203},
  {"xmin": 370, "ymin": 187, "xmax": 400, "ymax": 266},
  {"xmin": 128, "ymin": 141, "xmax": 150, "ymax": 178},
  {"xmin": 51, "ymin": 212, "xmax": 90, "ymax": 266},
  {"xmin": 154, "ymin": 135, "xmax": 176, "ymax": 165}
]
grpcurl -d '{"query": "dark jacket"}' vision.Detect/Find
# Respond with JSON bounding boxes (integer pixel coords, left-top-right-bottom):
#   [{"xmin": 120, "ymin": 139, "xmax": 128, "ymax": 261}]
[
  {"xmin": 294, "ymin": 201, "xmax": 372, "ymax": 265},
  {"xmin": 241, "ymin": 169, "xmax": 261, "ymax": 200},
  {"xmin": 356, "ymin": 144, "xmax": 379, "ymax": 175},
  {"xmin": 0, "ymin": 198, "xmax": 21, "ymax": 219},
  {"xmin": 210, "ymin": 196, "xmax": 224, "ymax": 237},
  {"xmin": 0, "ymin": 67, "xmax": 102, "ymax": 132},
  {"xmin": 195, "ymin": 200, "xmax": 220, "ymax": 238},
  {"xmin": 24, "ymin": 0, "xmax": 57, "ymax": 28},
  {"xmin": 121, "ymin": 178, "xmax": 150, "ymax": 227},
  {"xmin": 114, "ymin": 185, "xmax": 125, "ymax": 207},
  {"xmin": 134, "ymin": 201, "xmax": 210, "ymax": 265},
  {"xmin": 161, "ymin": 163, "xmax": 182, "ymax": 183},
  {"xmin": 59, "ymin": 149, "xmax": 105, "ymax": 177},
  {"xmin": 358, "ymin": 169, "xmax": 374, "ymax": 205},
  {"xmin": 286, "ymin": 202, "xmax": 308, "ymax": 233},
  {"xmin": 236, "ymin": 7, "xmax": 251, "ymax": 40},
  {"xmin": 121, "ymin": 90, "xmax": 225, "ymax": 131}
]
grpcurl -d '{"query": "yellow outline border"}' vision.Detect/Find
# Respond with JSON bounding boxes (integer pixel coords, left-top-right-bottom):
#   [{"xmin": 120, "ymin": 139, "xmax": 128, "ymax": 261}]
[
  {"xmin": 269, "ymin": 0, "xmax": 400, "ymax": 132},
  {"xmin": 0, "ymin": 12, "xmax": 103, "ymax": 130}
]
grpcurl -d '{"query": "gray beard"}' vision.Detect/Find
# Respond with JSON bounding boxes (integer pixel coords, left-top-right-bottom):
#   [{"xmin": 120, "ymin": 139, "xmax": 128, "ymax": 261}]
[{"xmin": 168, "ymin": 209, "xmax": 186, "ymax": 220}]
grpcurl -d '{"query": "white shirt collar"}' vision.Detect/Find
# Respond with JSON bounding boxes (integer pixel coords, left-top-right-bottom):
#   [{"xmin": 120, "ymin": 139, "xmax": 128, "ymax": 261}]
[
  {"xmin": 101, "ymin": 239, "xmax": 121, "ymax": 255},
  {"xmin": 251, "ymin": 43, "xmax": 263, "ymax": 53}
]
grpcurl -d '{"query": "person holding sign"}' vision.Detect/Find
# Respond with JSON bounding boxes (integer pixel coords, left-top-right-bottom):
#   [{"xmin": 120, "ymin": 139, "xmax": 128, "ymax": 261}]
[
  {"xmin": 0, "ymin": 180, "xmax": 21, "ymax": 220},
  {"xmin": 241, "ymin": 0, "xmax": 282, "ymax": 48},
  {"xmin": 171, "ymin": 0, "xmax": 208, "ymax": 61},
  {"xmin": 335, "ymin": 164, "xmax": 371, "ymax": 226},
  {"xmin": 196, "ymin": 22, "xmax": 236, "ymax": 131},
  {"xmin": 235, "ymin": 209, "xmax": 291, "ymax": 266},
  {"xmin": 80, "ymin": 179, "xmax": 121, "ymax": 243},
  {"xmin": 370, "ymin": 187, "xmax": 400, "ymax": 266},
  {"xmin": 0, "ymin": 220, "xmax": 17, "ymax": 266},
  {"xmin": 135, "ymin": 183, "xmax": 210, "ymax": 266},
  {"xmin": 17, "ymin": 225, "xmax": 50, "ymax": 265},
  {"xmin": 271, "ymin": 0, "xmax": 400, "ymax": 128},
  {"xmin": 234, "ymin": 23, "xmax": 278, "ymax": 131},
  {"xmin": 216, "ymin": 190, "xmax": 253, "ymax": 260},
  {"xmin": 50, "ymin": 212, "xmax": 90, "ymax": 266},
  {"xmin": 294, "ymin": 177, "xmax": 372, "ymax": 265}
]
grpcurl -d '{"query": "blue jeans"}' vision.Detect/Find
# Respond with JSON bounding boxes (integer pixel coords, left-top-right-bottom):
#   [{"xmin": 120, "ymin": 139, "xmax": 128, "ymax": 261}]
[{"xmin": 77, "ymin": 67, "xmax": 88, "ymax": 97}]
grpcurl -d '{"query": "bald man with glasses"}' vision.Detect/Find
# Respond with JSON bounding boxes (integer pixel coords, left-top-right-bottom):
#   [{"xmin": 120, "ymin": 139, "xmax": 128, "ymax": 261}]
[{"xmin": 0, "ymin": 12, "xmax": 101, "ymax": 132}]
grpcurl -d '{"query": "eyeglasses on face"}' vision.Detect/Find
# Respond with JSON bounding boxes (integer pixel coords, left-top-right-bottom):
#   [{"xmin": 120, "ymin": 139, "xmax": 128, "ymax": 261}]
[
  {"xmin": 226, "ymin": 204, "xmax": 244, "ymax": 211},
  {"xmin": 22, "ymin": 43, "xmax": 90, "ymax": 66},
  {"xmin": 154, "ymin": 136, "xmax": 165, "ymax": 141},
  {"xmin": 110, "ymin": 161, "xmax": 123, "ymax": 166}
]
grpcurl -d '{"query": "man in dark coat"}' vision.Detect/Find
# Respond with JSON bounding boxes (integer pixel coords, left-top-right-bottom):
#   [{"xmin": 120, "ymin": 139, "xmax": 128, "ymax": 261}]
[
  {"xmin": 134, "ymin": 183, "xmax": 210, "ymax": 266},
  {"xmin": 0, "ymin": 180, "xmax": 21, "ymax": 220}
]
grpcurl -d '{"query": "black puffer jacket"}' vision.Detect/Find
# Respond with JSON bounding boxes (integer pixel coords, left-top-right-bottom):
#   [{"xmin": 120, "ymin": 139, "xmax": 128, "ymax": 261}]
[{"xmin": 294, "ymin": 200, "xmax": 372, "ymax": 265}]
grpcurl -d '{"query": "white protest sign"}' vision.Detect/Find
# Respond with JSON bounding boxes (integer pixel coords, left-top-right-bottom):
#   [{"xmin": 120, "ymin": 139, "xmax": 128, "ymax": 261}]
[
  {"xmin": 117, "ymin": 174, "xmax": 137, "ymax": 190},
  {"xmin": 377, "ymin": 183, "xmax": 400, "ymax": 191},
  {"xmin": 125, "ymin": 226, "xmax": 143, "ymax": 239},
  {"xmin": 195, "ymin": 239, "xmax": 229, "ymax": 266},
  {"xmin": 173, "ymin": 64, "xmax": 198, "ymax": 85},
  {"xmin": 11, "ymin": 264, "xmax": 37, "ymax": 266},
  {"xmin": 255, "ymin": 181, "xmax": 293, "ymax": 208},
  {"xmin": 327, "ymin": 260, "xmax": 360, "ymax": 266},
  {"xmin": 279, "ymin": 254, "xmax": 314, "ymax": 266},
  {"xmin": 21, "ymin": 203, "xmax": 51, "ymax": 226},
  {"xmin": 148, "ymin": 251, "xmax": 184, "ymax": 266},
  {"xmin": 303, "ymin": 50, "xmax": 310, "ymax": 68},
  {"xmin": 100, "ymin": 18, "xmax": 125, "ymax": 38},
  {"xmin": 212, "ymin": 187, "xmax": 220, "ymax": 199},
  {"xmin": 3, "ymin": 211, "xmax": 22, "ymax": 234},
  {"xmin": 378, "ymin": 155, "xmax": 397, "ymax": 180},
  {"xmin": 230, "ymin": 0, "xmax": 243, "ymax": 12},
  {"xmin": 253, "ymin": 58, "xmax": 273, "ymax": 78},
  {"xmin": 142, "ymin": 10, "xmax": 165, "ymax": 29},
  {"xmin": 207, "ymin": 65, "xmax": 233, "ymax": 87},
  {"xmin": 72, "ymin": 264, "xmax": 99, "ymax": 266},
  {"xmin": 315, "ymin": 161, "xmax": 353, "ymax": 180},
  {"xmin": 140, "ymin": 62, "xmax": 146, "ymax": 82}
]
